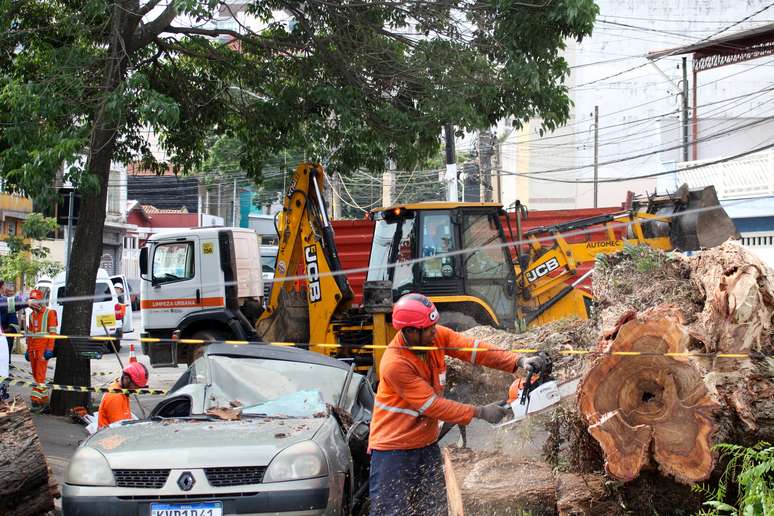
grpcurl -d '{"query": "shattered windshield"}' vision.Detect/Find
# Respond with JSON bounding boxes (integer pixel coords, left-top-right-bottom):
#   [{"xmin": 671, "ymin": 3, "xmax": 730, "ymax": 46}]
[{"xmin": 201, "ymin": 356, "xmax": 352, "ymax": 418}]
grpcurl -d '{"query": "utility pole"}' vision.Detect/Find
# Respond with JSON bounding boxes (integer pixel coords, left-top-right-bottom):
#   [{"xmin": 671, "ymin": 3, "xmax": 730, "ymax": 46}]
[
  {"xmin": 382, "ymin": 159, "xmax": 396, "ymax": 207},
  {"xmin": 478, "ymin": 131, "xmax": 494, "ymax": 202},
  {"xmin": 492, "ymin": 137, "xmax": 502, "ymax": 204},
  {"xmin": 444, "ymin": 124, "xmax": 458, "ymax": 201},
  {"xmin": 232, "ymin": 177, "xmax": 238, "ymax": 226},
  {"xmin": 331, "ymin": 172, "xmax": 342, "ymax": 219},
  {"xmin": 682, "ymin": 57, "xmax": 689, "ymax": 162},
  {"xmin": 593, "ymin": 105, "xmax": 599, "ymax": 208}
]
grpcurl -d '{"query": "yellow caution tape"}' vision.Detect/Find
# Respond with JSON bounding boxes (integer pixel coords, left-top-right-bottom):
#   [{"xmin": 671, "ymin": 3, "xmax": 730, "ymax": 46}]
[
  {"xmin": 2, "ymin": 332, "xmax": 758, "ymax": 359},
  {"xmin": 0, "ymin": 375, "xmax": 167, "ymax": 395}
]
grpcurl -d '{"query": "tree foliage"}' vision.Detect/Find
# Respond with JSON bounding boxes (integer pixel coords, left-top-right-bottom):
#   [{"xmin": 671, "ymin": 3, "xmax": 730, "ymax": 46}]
[
  {"xmin": 2, "ymin": 0, "xmax": 599, "ymax": 189},
  {"xmin": 0, "ymin": 213, "xmax": 62, "ymax": 285},
  {"xmin": 0, "ymin": 0, "xmax": 598, "ymax": 413},
  {"xmin": 694, "ymin": 441, "xmax": 774, "ymax": 516}
]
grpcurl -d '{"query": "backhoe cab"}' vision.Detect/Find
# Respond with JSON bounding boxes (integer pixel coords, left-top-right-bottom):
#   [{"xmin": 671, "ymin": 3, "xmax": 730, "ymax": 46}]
[
  {"xmin": 365, "ymin": 184, "xmax": 738, "ymax": 332},
  {"xmin": 367, "ymin": 203, "xmax": 519, "ymax": 331}
]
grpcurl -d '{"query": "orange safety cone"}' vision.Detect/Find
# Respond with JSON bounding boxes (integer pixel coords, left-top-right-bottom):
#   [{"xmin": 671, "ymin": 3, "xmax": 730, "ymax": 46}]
[{"xmin": 129, "ymin": 343, "xmax": 138, "ymax": 363}]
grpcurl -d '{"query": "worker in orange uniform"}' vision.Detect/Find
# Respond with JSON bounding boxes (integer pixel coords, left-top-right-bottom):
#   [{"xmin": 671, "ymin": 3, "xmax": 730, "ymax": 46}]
[
  {"xmin": 24, "ymin": 289, "xmax": 58, "ymax": 410},
  {"xmin": 98, "ymin": 362, "xmax": 148, "ymax": 429},
  {"xmin": 368, "ymin": 293, "xmax": 549, "ymax": 516}
]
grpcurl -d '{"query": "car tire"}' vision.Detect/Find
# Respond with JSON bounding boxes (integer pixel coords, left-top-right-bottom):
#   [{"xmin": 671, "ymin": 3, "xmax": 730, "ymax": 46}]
[{"xmin": 186, "ymin": 329, "xmax": 224, "ymax": 365}]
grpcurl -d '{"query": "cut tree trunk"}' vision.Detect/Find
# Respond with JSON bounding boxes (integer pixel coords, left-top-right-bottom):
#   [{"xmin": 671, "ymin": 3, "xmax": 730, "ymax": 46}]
[
  {"xmin": 578, "ymin": 306, "xmax": 720, "ymax": 483},
  {"xmin": 443, "ymin": 447, "xmax": 558, "ymax": 516},
  {"xmin": 0, "ymin": 399, "xmax": 57, "ymax": 515},
  {"xmin": 577, "ymin": 244, "xmax": 774, "ymax": 486}
]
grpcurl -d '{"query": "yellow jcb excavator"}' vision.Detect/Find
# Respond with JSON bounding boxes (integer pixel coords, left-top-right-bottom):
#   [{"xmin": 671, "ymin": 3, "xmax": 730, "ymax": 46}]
[{"xmin": 257, "ymin": 163, "xmax": 738, "ymax": 375}]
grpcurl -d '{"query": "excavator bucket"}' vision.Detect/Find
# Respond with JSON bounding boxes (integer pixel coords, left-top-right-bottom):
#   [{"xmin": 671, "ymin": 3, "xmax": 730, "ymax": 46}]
[
  {"xmin": 255, "ymin": 288, "xmax": 310, "ymax": 344},
  {"xmin": 634, "ymin": 184, "xmax": 739, "ymax": 251}
]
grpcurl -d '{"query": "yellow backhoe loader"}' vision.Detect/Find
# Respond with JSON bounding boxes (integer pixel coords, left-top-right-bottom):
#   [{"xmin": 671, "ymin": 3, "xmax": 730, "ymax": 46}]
[{"xmin": 257, "ymin": 163, "xmax": 738, "ymax": 375}]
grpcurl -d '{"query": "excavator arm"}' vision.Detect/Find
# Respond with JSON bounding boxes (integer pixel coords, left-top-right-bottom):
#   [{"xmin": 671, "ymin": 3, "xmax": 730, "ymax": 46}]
[
  {"xmin": 256, "ymin": 163, "xmax": 353, "ymax": 353},
  {"xmin": 514, "ymin": 185, "xmax": 737, "ymax": 327}
]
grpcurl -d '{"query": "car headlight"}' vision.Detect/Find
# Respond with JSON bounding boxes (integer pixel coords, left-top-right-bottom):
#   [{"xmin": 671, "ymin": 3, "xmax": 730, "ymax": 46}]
[
  {"xmin": 263, "ymin": 441, "xmax": 328, "ymax": 482},
  {"xmin": 65, "ymin": 447, "xmax": 116, "ymax": 487}
]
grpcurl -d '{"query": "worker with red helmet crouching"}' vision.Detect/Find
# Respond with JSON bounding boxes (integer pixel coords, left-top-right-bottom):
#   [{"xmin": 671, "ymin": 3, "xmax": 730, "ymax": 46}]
[
  {"xmin": 97, "ymin": 362, "xmax": 149, "ymax": 429},
  {"xmin": 368, "ymin": 293, "xmax": 548, "ymax": 516},
  {"xmin": 25, "ymin": 288, "xmax": 59, "ymax": 410}
]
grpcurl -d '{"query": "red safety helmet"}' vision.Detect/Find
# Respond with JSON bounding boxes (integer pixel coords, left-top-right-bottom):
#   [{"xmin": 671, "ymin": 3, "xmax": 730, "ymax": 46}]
[
  {"xmin": 392, "ymin": 293, "xmax": 439, "ymax": 330},
  {"xmin": 29, "ymin": 289, "xmax": 44, "ymax": 301},
  {"xmin": 123, "ymin": 362, "xmax": 148, "ymax": 388}
]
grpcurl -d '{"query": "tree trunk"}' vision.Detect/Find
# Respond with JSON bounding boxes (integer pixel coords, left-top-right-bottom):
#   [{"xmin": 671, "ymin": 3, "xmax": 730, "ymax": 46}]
[
  {"xmin": 578, "ymin": 306, "xmax": 720, "ymax": 484},
  {"xmin": 577, "ymin": 243, "xmax": 774, "ymax": 486},
  {"xmin": 50, "ymin": 3, "xmax": 131, "ymax": 415},
  {"xmin": 443, "ymin": 447, "xmax": 558, "ymax": 515},
  {"xmin": 0, "ymin": 399, "xmax": 57, "ymax": 515}
]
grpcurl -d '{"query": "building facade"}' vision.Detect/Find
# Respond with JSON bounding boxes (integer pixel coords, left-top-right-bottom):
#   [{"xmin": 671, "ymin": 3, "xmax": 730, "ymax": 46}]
[{"xmin": 497, "ymin": 0, "xmax": 774, "ymax": 210}]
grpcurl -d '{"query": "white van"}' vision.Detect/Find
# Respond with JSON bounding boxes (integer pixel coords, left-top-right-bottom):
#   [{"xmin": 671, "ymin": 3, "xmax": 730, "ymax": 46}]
[
  {"xmin": 108, "ymin": 273, "xmax": 134, "ymax": 334},
  {"xmin": 33, "ymin": 269, "xmax": 125, "ymax": 351}
]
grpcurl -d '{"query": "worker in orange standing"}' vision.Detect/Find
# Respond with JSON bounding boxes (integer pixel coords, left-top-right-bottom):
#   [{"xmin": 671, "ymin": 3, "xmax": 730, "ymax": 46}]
[
  {"xmin": 98, "ymin": 362, "xmax": 148, "ymax": 429},
  {"xmin": 25, "ymin": 289, "xmax": 58, "ymax": 410},
  {"xmin": 368, "ymin": 293, "xmax": 549, "ymax": 516}
]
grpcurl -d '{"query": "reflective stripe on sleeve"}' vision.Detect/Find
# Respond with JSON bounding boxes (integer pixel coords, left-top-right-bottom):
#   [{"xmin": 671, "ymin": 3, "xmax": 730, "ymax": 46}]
[
  {"xmin": 375, "ymin": 400, "xmax": 419, "ymax": 417},
  {"xmin": 471, "ymin": 340, "xmax": 481, "ymax": 365},
  {"xmin": 417, "ymin": 395, "xmax": 437, "ymax": 415}
]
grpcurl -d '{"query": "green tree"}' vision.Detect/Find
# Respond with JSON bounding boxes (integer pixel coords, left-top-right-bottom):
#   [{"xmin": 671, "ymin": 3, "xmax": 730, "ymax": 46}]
[
  {"xmin": 1, "ymin": 0, "xmax": 598, "ymax": 413},
  {"xmin": 0, "ymin": 213, "xmax": 62, "ymax": 285}
]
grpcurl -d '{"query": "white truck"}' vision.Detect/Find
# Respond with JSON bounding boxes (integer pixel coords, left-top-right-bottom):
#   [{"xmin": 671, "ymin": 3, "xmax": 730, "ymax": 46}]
[{"xmin": 138, "ymin": 227, "xmax": 264, "ymax": 365}]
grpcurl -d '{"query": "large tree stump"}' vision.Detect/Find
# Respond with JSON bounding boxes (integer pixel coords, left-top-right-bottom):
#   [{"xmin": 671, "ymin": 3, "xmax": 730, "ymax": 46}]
[
  {"xmin": 578, "ymin": 307, "xmax": 719, "ymax": 483},
  {"xmin": 0, "ymin": 399, "xmax": 57, "ymax": 515}
]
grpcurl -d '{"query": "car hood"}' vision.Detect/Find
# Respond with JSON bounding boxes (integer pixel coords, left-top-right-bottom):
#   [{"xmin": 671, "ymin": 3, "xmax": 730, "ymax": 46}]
[{"xmin": 87, "ymin": 417, "xmax": 326, "ymax": 469}]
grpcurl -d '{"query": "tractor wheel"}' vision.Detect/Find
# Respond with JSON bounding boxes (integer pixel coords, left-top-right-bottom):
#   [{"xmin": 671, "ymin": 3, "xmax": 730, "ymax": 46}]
[{"xmin": 438, "ymin": 311, "xmax": 480, "ymax": 331}]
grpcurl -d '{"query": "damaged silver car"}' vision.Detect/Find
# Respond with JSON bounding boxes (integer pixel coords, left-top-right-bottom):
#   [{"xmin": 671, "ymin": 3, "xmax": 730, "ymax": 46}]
[{"xmin": 62, "ymin": 344, "xmax": 373, "ymax": 516}]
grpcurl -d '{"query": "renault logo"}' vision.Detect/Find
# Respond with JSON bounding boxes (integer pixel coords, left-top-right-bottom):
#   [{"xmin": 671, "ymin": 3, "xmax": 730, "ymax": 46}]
[{"xmin": 177, "ymin": 471, "xmax": 195, "ymax": 491}]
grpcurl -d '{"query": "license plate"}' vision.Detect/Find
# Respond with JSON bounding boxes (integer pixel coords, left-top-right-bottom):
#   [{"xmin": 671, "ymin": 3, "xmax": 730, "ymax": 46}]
[
  {"xmin": 150, "ymin": 502, "xmax": 222, "ymax": 516},
  {"xmin": 96, "ymin": 313, "xmax": 116, "ymax": 327}
]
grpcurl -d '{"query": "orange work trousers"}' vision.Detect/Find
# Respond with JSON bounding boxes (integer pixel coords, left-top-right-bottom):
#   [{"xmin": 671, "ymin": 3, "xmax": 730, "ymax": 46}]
[{"xmin": 27, "ymin": 346, "xmax": 50, "ymax": 406}]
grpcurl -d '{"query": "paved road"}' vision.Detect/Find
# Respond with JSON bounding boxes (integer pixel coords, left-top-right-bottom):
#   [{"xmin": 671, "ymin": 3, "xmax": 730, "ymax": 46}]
[{"xmin": 7, "ymin": 310, "xmax": 185, "ymax": 513}]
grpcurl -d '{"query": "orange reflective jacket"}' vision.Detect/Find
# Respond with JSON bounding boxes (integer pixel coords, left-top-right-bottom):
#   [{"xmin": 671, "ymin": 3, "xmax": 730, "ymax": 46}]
[
  {"xmin": 368, "ymin": 325, "xmax": 519, "ymax": 451},
  {"xmin": 27, "ymin": 308, "xmax": 58, "ymax": 352},
  {"xmin": 98, "ymin": 381, "xmax": 132, "ymax": 429}
]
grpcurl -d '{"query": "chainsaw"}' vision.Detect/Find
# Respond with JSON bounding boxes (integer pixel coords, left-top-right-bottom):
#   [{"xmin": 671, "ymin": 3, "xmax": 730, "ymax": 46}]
[{"xmin": 493, "ymin": 367, "xmax": 579, "ymax": 429}]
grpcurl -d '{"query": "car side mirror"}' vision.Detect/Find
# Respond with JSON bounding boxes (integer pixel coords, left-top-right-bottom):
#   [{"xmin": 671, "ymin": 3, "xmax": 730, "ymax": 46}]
[{"xmin": 139, "ymin": 247, "xmax": 149, "ymax": 279}]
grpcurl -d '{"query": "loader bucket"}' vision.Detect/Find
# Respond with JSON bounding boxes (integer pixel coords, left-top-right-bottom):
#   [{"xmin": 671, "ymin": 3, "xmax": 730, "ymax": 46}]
[
  {"xmin": 255, "ymin": 288, "xmax": 310, "ymax": 344},
  {"xmin": 635, "ymin": 184, "xmax": 739, "ymax": 251}
]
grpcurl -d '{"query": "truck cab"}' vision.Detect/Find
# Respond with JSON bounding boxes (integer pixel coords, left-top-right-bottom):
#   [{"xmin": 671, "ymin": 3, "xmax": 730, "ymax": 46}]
[{"xmin": 139, "ymin": 227, "xmax": 263, "ymax": 365}]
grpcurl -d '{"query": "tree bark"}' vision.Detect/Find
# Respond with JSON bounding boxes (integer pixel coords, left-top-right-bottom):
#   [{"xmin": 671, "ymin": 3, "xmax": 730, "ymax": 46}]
[
  {"xmin": 0, "ymin": 399, "xmax": 57, "ymax": 515},
  {"xmin": 443, "ymin": 447, "xmax": 558, "ymax": 516},
  {"xmin": 50, "ymin": 2, "xmax": 132, "ymax": 415}
]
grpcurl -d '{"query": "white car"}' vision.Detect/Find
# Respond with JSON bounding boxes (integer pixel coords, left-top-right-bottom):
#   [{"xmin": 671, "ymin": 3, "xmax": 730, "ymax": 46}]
[
  {"xmin": 32, "ymin": 268, "xmax": 125, "ymax": 351},
  {"xmin": 63, "ymin": 344, "xmax": 374, "ymax": 515}
]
